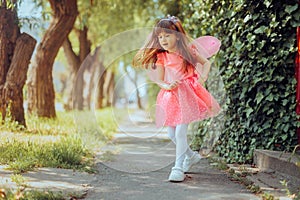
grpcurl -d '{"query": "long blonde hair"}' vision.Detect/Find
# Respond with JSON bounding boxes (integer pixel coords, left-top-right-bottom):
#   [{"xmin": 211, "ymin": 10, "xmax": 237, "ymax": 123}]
[{"xmin": 132, "ymin": 16, "xmax": 196, "ymax": 71}]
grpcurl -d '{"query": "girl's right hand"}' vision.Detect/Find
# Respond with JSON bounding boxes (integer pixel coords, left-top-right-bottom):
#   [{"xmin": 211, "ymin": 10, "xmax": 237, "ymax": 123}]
[{"xmin": 161, "ymin": 80, "xmax": 181, "ymax": 90}]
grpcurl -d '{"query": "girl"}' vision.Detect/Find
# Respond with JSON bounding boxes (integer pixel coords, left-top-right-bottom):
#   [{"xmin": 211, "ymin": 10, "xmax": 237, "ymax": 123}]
[{"xmin": 133, "ymin": 16, "xmax": 221, "ymax": 182}]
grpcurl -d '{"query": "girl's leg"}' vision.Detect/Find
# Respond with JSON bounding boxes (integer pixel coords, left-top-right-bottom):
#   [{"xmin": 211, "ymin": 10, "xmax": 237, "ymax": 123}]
[
  {"xmin": 168, "ymin": 126, "xmax": 194, "ymax": 157},
  {"xmin": 174, "ymin": 124, "xmax": 190, "ymax": 168},
  {"xmin": 168, "ymin": 124, "xmax": 198, "ymax": 181},
  {"xmin": 167, "ymin": 126, "xmax": 176, "ymax": 144}
]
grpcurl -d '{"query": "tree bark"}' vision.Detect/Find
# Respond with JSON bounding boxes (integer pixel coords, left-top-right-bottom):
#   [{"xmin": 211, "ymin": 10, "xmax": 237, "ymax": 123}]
[
  {"xmin": 27, "ymin": 0, "xmax": 78, "ymax": 118},
  {"xmin": 85, "ymin": 47, "xmax": 101, "ymax": 109},
  {"xmin": 104, "ymin": 70, "xmax": 115, "ymax": 107},
  {"xmin": 0, "ymin": 3, "xmax": 36, "ymax": 126},
  {"xmin": 62, "ymin": 37, "xmax": 80, "ymax": 110},
  {"xmin": 2, "ymin": 33, "xmax": 36, "ymax": 125},
  {"xmin": 0, "ymin": 5, "xmax": 20, "ymax": 85},
  {"xmin": 62, "ymin": 26, "xmax": 91, "ymax": 110},
  {"xmin": 96, "ymin": 64, "xmax": 106, "ymax": 109}
]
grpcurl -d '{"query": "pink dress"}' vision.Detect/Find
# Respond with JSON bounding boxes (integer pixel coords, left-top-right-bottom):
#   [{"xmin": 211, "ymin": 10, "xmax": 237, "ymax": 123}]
[{"xmin": 154, "ymin": 51, "xmax": 221, "ymax": 127}]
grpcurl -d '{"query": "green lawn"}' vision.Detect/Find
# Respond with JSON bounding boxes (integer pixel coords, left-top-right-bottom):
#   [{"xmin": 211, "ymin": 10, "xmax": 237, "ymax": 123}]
[{"xmin": 0, "ymin": 107, "xmax": 126, "ymax": 173}]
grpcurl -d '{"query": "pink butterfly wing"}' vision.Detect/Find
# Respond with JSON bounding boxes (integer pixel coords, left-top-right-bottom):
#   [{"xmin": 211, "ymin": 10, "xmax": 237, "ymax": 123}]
[{"xmin": 193, "ymin": 36, "xmax": 221, "ymax": 58}]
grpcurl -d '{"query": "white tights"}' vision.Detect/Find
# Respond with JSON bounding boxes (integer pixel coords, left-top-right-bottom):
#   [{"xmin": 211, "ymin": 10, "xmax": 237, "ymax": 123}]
[{"xmin": 167, "ymin": 124, "xmax": 194, "ymax": 168}]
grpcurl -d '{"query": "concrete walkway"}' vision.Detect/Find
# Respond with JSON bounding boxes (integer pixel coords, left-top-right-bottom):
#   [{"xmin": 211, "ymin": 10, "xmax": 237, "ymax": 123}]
[
  {"xmin": 85, "ymin": 109, "xmax": 260, "ymax": 200},
  {"xmin": 2, "ymin": 109, "xmax": 293, "ymax": 199}
]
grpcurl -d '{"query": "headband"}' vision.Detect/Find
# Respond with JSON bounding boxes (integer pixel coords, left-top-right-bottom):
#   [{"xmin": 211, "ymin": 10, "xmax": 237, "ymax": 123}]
[{"xmin": 158, "ymin": 15, "xmax": 180, "ymax": 32}]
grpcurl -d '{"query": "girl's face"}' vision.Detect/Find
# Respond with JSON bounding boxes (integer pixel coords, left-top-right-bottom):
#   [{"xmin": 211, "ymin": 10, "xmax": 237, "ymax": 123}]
[{"xmin": 158, "ymin": 31, "xmax": 178, "ymax": 52}]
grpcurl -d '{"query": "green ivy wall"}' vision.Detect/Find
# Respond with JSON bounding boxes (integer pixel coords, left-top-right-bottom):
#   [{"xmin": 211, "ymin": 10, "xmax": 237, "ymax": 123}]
[{"xmin": 180, "ymin": 0, "xmax": 300, "ymax": 163}]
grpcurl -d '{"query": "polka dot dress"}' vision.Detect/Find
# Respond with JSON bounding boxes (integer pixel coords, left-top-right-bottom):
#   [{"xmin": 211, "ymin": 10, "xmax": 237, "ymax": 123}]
[{"xmin": 154, "ymin": 52, "xmax": 221, "ymax": 127}]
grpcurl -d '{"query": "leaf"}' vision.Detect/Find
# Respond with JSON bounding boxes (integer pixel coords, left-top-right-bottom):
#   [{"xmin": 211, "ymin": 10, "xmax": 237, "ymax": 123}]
[
  {"xmin": 285, "ymin": 4, "xmax": 298, "ymax": 14},
  {"xmin": 234, "ymin": 40, "xmax": 243, "ymax": 51},
  {"xmin": 282, "ymin": 99, "xmax": 288, "ymax": 106},
  {"xmin": 267, "ymin": 108, "xmax": 274, "ymax": 115},
  {"xmin": 254, "ymin": 26, "xmax": 268, "ymax": 34},
  {"xmin": 246, "ymin": 107, "xmax": 254, "ymax": 118},
  {"xmin": 283, "ymin": 124, "xmax": 289, "ymax": 133},
  {"xmin": 291, "ymin": 20, "xmax": 300, "ymax": 27},
  {"xmin": 281, "ymin": 134, "xmax": 288, "ymax": 141},
  {"xmin": 262, "ymin": 57, "xmax": 268, "ymax": 65},
  {"xmin": 266, "ymin": 95, "xmax": 274, "ymax": 101},
  {"xmin": 256, "ymin": 92, "xmax": 264, "ymax": 104},
  {"xmin": 263, "ymin": 0, "xmax": 271, "ymax": 8},
  {"xmin": 293, "ymin": 11, "xmax": 300, "ymax": 21},
  {"xmin": 244, "ymin": 14, "xmax": 251, "ymax": 23}
]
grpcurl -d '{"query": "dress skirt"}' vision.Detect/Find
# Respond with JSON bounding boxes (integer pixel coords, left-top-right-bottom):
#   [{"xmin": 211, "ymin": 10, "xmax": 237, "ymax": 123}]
[{"xmin": 155, "ymin": 76, "xmax": 221, "ymax": 127}]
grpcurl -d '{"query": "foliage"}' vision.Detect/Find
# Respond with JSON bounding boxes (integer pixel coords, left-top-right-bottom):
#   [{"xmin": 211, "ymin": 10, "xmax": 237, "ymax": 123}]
[
  {"xmin": 261, "ymin": 192, "xmax": 279, "ymax": 200},
  {"xmin": 281, "ymin": 179, "xmax": 300, "ymax": 200},
  {"xmin": 181, "ymin": 0, "xmax": 300, "ymax": 163}
]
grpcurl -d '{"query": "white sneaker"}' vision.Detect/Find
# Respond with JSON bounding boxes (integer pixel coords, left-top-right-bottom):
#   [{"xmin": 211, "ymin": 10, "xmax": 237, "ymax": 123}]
[
  {"xmin": 183, "ymin": 152, "xmax": 202, "ymax": 173},
  {"xmin": 168, "ymin": 167, "xmax": 185, "ymax": 182}
]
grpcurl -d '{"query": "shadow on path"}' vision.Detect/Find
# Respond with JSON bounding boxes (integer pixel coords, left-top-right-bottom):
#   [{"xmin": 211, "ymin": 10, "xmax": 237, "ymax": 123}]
[{"xmin": 86, "ymin": 109, "xmax": 260, "ymax": 200}]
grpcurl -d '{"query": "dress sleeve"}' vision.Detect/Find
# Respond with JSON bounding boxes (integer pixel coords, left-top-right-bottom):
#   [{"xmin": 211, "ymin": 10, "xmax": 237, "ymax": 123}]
[
  {"xmin": 156, "ymin": 52, "xmax": 164, "ymax": 66},
  {"xmin": 148, "ymin": 53, "xmax": 165, "ymax": 83}
]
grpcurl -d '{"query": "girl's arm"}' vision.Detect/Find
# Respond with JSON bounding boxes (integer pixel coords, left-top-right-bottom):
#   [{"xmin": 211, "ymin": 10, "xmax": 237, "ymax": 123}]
[
  {"xmin": 155, "ymin": 64, "xmax": 180, "ymax": 90},
  {"xmin": 192, "ymin": 48, "xmax": 211, "ymax": 83}
]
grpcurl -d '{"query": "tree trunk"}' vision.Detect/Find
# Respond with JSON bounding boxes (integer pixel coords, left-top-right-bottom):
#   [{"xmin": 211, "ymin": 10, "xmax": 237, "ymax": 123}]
[
  {"xmin": 27, "ymin": 0, "xmax": 78, "ymax": 118},
  {"xmin": 86, "ymin": 47, "xmax": 101, "ymax": 109},
  {"xmin": 2, "ymin": 33, "xmax": 36, "ymax": 125},
  {"xmin": 104, "ymin": 70, "xmax": 115, "ymax": 107},
  {"xmin": 73, "ymin": 66, "xmax": 84, "ymax": 110},
  {"xmin": 62, "ymin": 37, "xmax": 80, "ymax": 110},
  {"xmin": 86, "ymin": 66, "xmax": 95, "ymax": 110},
  {"xmin": 136, "ymin": 85, "xmax": 143, "ymax": 109},
  {"xmin": 96, "ymin": 66, "xmax": 106, "ymax": 109},
  {"xmin": 0, "ymin": 5, "xmax": 20, "ymax": 85},
  {"xmin": 62, "ymin": 26, "xmax": 91, "ymax": 110},
  {"xmin": 86, "ymin": 46, "xmax": 107, "ymax": 110},
  {"xmin": 124, "ymin": 66, "xmax": 143, "ymax": 109},
  {"xmin": 0, "ymin": 3, "xmax": 37, "ymax": 126}
]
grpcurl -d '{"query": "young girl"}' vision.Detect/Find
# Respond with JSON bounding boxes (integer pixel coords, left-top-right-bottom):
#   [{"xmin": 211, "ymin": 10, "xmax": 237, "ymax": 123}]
[{"xmin": 133, "ymin": 16, "xmax": 221, "ymax": 182}]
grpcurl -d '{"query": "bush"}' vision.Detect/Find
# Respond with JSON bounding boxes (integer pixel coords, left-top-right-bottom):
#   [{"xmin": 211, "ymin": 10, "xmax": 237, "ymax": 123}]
[{"xmin": 181, "ymin": 0, "xmax": 300, "ymax": 163}]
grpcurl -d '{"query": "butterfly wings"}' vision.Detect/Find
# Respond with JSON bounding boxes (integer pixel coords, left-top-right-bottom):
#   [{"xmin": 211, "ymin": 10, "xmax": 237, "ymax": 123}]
[{"xmin": 192, "ymin": 36, "xmax": 221, "ymax": 58}]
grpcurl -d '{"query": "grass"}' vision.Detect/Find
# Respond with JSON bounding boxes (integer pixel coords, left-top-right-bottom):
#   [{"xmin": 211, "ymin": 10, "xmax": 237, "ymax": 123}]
[
  {"xmin": 0, "ymin": 174, "xmax": 63, "ymax": 199},
  {"xmin": 0, "ymin": 174, "xmax": 86, "ymax": 200},
  {"xmin": 208, "ymin": 156, "xmax": 262, "ymax": 194},
  {"xmin": 0, "ymin": 107, "xmax": 126, "ymax": 173},
  {"xmin": 0, "ymin": 188, "xmax": 66, "ymax": 200},
  {"xmin": 0, "ymin": 135, "xmax": 93, "ymax": 173}
]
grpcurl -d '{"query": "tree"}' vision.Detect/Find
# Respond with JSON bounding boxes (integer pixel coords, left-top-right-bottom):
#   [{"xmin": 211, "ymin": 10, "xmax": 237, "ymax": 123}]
[
  {"xmin": 62, "ymin": 26, "xmax": 91, "ymax": 110},
  {"xmin": 27, "ymin": 0, "xmax": 78, "ymax": 118},
  {"xmin": 59, "ymin": 0, "xmax": 159, "ymax": 110},
  {"xmin": 124, "ymin": 65, "xmax": 143, "ymax": 109},
  {"xmin": 0, "ymin": 0, "xmax": 36, "ymax": 126}
]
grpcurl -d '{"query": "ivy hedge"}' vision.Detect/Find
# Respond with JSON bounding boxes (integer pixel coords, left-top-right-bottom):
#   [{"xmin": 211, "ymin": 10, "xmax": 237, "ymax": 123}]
[{"xmin": 180, "ymin": 0, "xmax": 300, "ymax": 163}]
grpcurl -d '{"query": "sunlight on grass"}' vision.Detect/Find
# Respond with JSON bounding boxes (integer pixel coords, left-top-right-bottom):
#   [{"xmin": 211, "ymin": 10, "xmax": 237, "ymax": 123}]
[
  {"xmin": 26, "ymin": 112, "xmax": 75, "ymax": 136},
  {"xmin": 0, "ymin": 187, "xmax": 65, "ymax": 200},
  {"xmin": 0, "ymin": 135, "xmax": 94, "ymax": 173},
  {"xmin": 0, "ymin": 107, "xmax": 128, "ymax": 173}
]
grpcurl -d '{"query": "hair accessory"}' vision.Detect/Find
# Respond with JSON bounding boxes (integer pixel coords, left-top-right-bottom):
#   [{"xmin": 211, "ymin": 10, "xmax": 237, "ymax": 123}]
[{"xmin": 167, "ymin": 15, "xmax": 178, "ymax": 24}]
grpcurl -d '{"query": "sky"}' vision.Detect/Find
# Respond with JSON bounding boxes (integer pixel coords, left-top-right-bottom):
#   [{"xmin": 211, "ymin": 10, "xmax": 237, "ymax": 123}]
[{"xmin": 18, "ymin": 0, "xmax": 41, "ymax": 18}]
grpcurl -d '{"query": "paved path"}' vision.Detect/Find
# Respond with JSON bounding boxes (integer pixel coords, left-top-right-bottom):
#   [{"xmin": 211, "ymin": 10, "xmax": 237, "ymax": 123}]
[{"xmin": 85, "ymin": 109, "xmax": 260, "ymax": 200}]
